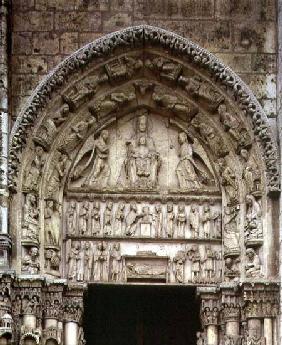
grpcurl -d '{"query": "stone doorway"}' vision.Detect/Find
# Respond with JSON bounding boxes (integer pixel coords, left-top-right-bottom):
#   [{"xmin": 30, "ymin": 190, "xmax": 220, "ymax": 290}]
[{"xmin": 84, "ymin": 284, "xmax": 201, "ymax": 345}]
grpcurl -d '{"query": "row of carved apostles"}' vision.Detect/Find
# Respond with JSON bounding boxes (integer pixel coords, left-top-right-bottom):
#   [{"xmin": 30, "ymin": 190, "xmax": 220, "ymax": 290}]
[
  {"xmin": 65, "ymin": 240, "xmax": 263, "ymax": 284},
  {"xmin": 20, "ymin": 189, "xmax": 263, "ymax": 280},
  {"xmin": 65, "ymin": 200, "xmax": 222, "ymax": 240}
]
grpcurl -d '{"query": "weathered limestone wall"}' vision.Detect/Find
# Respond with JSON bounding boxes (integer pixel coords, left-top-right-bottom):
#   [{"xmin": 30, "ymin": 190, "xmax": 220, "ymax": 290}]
[{"xmin": 11, "ymin": 0, "xmax": 278, "ymax": 121}]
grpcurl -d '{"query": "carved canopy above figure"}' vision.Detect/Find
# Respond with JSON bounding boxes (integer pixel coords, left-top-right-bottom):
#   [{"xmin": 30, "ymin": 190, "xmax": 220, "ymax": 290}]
[{"xmin": 8, "ymin": 26, "xmax": 279, "ymax": 289}]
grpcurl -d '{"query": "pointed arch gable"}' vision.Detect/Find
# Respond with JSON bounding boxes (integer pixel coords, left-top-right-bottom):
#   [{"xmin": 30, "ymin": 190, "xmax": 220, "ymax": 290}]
[{"xmin": 9, "ymin": 25, "xmax": 279, "ymax": 194}]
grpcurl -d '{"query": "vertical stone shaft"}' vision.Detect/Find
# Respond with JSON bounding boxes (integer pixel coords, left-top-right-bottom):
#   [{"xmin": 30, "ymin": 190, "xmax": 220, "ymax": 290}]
[
  {"xmin": 207, "ymin": 324, "xmax": 218, "ymax": 345},
  {"xmin": 64, "ymin": 321, "xmax": 79, "ymax": 345},
  {"xmin": 264, "ymin": 318, "xmax": 273, "ymax": 345}
]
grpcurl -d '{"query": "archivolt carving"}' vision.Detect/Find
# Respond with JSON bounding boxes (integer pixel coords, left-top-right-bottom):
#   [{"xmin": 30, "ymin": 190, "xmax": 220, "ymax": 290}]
[
  {"xmin": 9, "ymin": 26, "xmax": 279, "ymax": 192},
  {"xmin": 8, "ymin": 26, "xmax": 278, "ymax": 292}
]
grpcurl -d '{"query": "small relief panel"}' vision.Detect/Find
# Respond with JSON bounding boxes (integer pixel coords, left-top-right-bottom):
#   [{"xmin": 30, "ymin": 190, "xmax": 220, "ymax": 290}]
[
  {"xmin": 64, "ymin": 240, "xmax": 222, "ymax": 285},
  {"xmin": 64, "ymin": 198, "xmax": 222, "ymax": 240}
]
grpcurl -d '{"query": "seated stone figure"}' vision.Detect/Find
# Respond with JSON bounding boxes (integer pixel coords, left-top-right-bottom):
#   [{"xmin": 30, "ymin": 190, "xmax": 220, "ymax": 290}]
[
  {"xmin": 118, "ymin": 111, "xmax": 161, "ymax": 190},
  {"xmin": 245, "ymin": 248, "xmax": 262, "ymax": 278}
]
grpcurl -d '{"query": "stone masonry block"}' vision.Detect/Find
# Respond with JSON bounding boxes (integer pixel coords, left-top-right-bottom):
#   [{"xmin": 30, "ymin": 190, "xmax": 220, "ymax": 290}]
[
  {"xmin": 215, "ymin": 0, "xmax": 275, "ymax": 21},
  {"xmin": 12, "ymin": 74, "xmax": 40, "ymax": 96},
  {"xmin": 13, "ymin": 11, "xmax": 54, "ymax": 32},
  {"xmin": 60, "ymin": 32, "xmax": 79, "ymax": 55},
  {"xmin": 11, "ymin": 56, "xmax": 48, "ymax": 75},
  {"xmin": 241, "ymin": 74, "xmax": 276, "ymax": 100},
  {"xmin": 251, "ymin": 54, "xmax": 276, "ymax": 73},
  {"xmin": 32, "ymin": 32, "xmax": 60, "ymax": 55},
  {"xmin": 134, "ymin": 0, "xmax": 215, "ymax": 19},
  {"xmin": 103, "ymin": 13, "xmax": 132, "ymax": 32},
  {"xmin": 233, "ymin": 21, "xmax": 276, "ymax": 53},
  {"xmin": 78, "ymin": 33, "xmax": 103, "ymax": 47},
  {"xmin": 215, "ymin": 53, "xmax": 252, "ymax": 73},
  {"xmin": 12, "ymin": 32, "xmax": 33, "ymax": 55},
  {"xmin": 55, "ymin": 11, "xmax": 102, "ymax": 31}
]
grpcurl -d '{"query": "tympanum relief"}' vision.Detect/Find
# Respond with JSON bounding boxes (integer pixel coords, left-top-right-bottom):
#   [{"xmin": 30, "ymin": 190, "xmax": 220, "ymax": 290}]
[
  {"xmin": 9, "ymin": 27, "xmax": 278, "ymax": 345},
  {"xmin": 16, "ymin": 49, "xmax": 266, "ymax": 291},
  {"xmin": 68, "ymin": 109, "xmax": 216, "ymax": 193}
]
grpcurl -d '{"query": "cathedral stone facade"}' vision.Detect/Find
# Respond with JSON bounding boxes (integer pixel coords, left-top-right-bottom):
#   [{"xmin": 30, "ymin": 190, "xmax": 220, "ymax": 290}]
[{"xmin": 0, "ymin": 1, "xmax": 281, "ymax": 345}]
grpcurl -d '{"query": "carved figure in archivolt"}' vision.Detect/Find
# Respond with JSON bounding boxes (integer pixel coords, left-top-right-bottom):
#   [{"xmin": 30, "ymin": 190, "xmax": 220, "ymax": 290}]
[
  {"xmin": 218, "ymin": 158, "xmax": 239, "ymax": 205},
  {"xmin": 79, "ymin": 201, "xmax": 90, "ymax": 235},
  {"xmin": 47, "ymin": 153, "xmax": 68, "ymax": 200},
  {"xmin": 45, "ymin": 248, "xmax": 60, "ymax": 273},
  {"xmin": 145, "ymin": 57, "xmax": 182, "ymax": 81},
  {"xmin": 52, "ymin": 103, "xmax": 70, "ymax": 127},
  {"xmin": 63, "ymin": 73, "xmax": 108, "ymax": 108},
  {"xmin": 103, "ymin": 201, "xmax": 113, "ymax": 236},
  {"xmin": 34, "ymin": 118, "xmax": 57, "ymax": 150},
  {"xmin": 153, "ymin": 204, "xmax": 163, "ymax": 238},
  {"xmin": 243, "ymin": 162, "xmax": 262, "ymax": 196},
  {"xmin": 192, "ymin": 119, "xmax": 229, "ymax": 158},
  {"xmin": 93, "ymin": 242, "xmax": 109, "ymax": 281},
  {"xmin": 176, "ymin": 132, "xmax": 213, "ymax": 189},
  {"xmin": 90, "ymin": 86, "xmax": 136, "ymax": 118},
  {"xmin": 115, "ymin": 203, "xmax": 125, "ymax": 236},
  {"xmin": 110, "ymin": 243, "xmax": 122, "ymax": 282},
  {"xmin": 44, "ymin": 200, "xmax": 60, "ymax": 246},
  {"xmin": 245, "ymin": 195, "xmax": 262, "ymax": 243},
  {"xmin": 189, "ymin": 206, "xmax": 200, "ymax": 238},
  {"xmin": 22, "ymin": 194, "xmax": 39, "ymax": 244},
  {"xmin": 223, "ymin": 206, "xmax": 240, "ymax": 257},
  {"xmin": 245, "ymin": 248, "xmax": 262, "ymax": 278},
  {"xmin": 72, "ymin": 130, "xmax": 110, "ymax": 189},
  {"xmin": 118, "ymin": 110, "xmax": 161, "ymax": 189},
  {"xmin": 105, "ymin": 56, "xmax": 143, "ymax": 81},
  {"xmin": 218, "ymin": 104, "xmax": 252, "ymax": 153},
  {"xmin": 152, "ymin": 86, "xmax": 198, "ymax": 118},
  {"xmin": 218, "ymin": 104, "xmax": 241, "ymax": 141},
  {"xmin": 58, "ymin": 116, "xmax": 95, "ymax": 157},
  {"xmin": 224, "ymin": 257, "xmax": 240, "ymax": 281},
  {"xmin": 84, "ymin": 241, "xmax": 93, "ymax": 281},
  {"xmin": 125, "ymin": 202, "xmax": 138, "ymax": 236},
  {"xmin": 176, "ymin": 204, "xmax": 186, "ymax": 238},
  {"xmin": 166, "ymin": 203, "xmax": 175, "ymax": 238},
  {"xmin": 24, "ymin": 146, "xmax": 46, "ymax": 191},
  {"xmin": 179, "ymin": 75, "xmax": 224, "ymax": 110},
  {"xmin": 22, "ymin": 247, "xmax": 40, "ymax": 274},
  {"xmin": 66, "ymin": 202, "xmax": 77, "ymax": 236}
]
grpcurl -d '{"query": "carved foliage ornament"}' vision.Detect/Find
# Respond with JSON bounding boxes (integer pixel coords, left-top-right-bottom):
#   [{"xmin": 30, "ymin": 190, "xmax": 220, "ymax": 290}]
[{"xmin": 9, "ymin": 26, "xmax": 279, "ymax": 192}]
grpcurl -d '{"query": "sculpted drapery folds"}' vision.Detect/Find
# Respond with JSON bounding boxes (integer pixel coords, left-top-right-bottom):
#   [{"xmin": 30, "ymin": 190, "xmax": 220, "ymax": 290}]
[
  {"xmin": 176, "ymin": 132, "xmax": 214, "ymax": 190},
  {"xmin": 3, "ymin": 26, "xmax": 280, "ymax": 345},
  {"xmin": 6, "ymin": 27, "xmax": 278, "ymax": 341},
  {"xmin": 71, "ymin": 130, "xmax": 110, "ymax": 189},
  {"xmin": 118, "ymin": 110, "xmax": 161, "ymax": 190}
]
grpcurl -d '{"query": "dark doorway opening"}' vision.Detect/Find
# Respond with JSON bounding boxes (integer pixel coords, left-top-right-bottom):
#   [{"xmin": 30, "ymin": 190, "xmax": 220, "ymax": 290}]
[{"xmin": 84, "ymin": 284, "xmax": 201, "ymax": 345}]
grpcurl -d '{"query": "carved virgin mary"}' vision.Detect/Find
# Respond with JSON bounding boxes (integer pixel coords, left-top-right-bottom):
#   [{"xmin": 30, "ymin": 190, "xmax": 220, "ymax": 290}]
[{"xmin": 118, "ymin": 110, "xmax": 161, "ymax": 189}]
